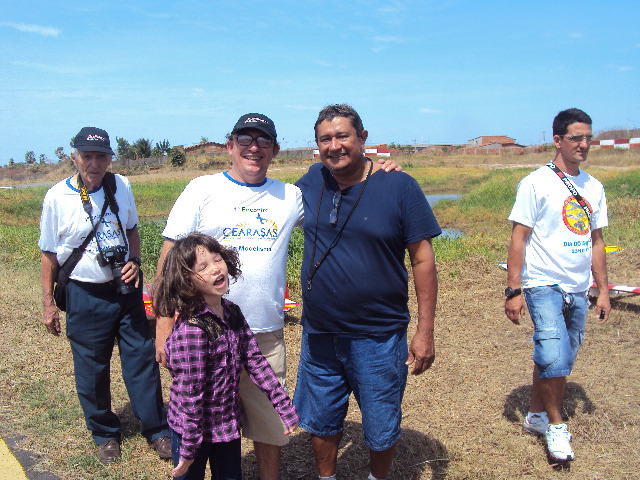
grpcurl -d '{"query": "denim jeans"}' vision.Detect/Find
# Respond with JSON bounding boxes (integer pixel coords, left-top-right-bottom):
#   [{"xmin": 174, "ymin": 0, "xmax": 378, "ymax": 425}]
[
  {"xmin": 524, "ymin": 285, "xmax": 588, "ymax": 378},
  {"xmin": 169, "ymin": 428, "xmax": 241, "ymax": 480},
  {"xmin": 293, "ymin": 329, "xmax": 408, "ymax": 451}
]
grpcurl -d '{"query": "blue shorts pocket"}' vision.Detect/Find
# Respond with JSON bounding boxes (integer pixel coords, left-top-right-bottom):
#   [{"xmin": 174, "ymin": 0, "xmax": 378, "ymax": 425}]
[{"xmin": 532, "ymin": 328, "xmax": 561, "ymax": 370}]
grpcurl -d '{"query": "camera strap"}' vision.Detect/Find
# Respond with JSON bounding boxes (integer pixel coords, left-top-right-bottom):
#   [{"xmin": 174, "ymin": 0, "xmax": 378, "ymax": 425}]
[
  {"xmin": 546, "ymin": 162, "xmax": 592, "ymax": 225},
  {"xmin": 56, "ymin": 180, "xmax": 110, "ymax": 282},
  {"xmin": 77, "ymin": 172, "xmax": 128, "ymax": 256}
]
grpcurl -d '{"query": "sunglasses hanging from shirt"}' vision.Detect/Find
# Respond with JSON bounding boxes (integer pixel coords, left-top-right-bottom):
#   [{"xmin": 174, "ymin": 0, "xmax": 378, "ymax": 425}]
[
  {"xmin": 546, "ymin": 162, "xmax": 592, "ymax": 225},
  {"xmin": 307, "ymin": 160, "xmax": 373, "ymax": 291}
]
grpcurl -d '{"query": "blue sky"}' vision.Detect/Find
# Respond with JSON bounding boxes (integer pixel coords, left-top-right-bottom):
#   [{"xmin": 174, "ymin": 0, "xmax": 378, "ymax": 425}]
[{"xmin": 1, "ymin": 0, "xmax": 638, "ymax": 165}]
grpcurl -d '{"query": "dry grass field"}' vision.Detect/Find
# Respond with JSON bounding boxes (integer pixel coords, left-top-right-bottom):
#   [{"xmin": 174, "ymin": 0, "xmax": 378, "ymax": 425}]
[{"xmin": 1, "ymin": 150, "xmax": 639, "ymax": 479}]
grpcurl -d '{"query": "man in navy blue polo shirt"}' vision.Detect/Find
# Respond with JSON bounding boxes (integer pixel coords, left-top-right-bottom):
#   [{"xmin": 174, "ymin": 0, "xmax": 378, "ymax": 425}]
[{"xmin": 294, "ymin": 104, "xmax": 441, "ymax": 480}]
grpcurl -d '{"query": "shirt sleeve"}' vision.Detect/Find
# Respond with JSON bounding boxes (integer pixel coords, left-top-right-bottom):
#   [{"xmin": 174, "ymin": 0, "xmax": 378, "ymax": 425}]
[
  {"xmin": 167, "ymin": 324, "xmax": 209, "ymax": 460},
  {"xmin": 121, "ymin": 176, "xmax": 139, "ymax": 230},
  {"xmin": 38, "ymin": 191, "xmax": 58, "ymax": 253},
  {"xmin": 508, "ymin": 176, "xmax": 538, "ymax": 228},
  {"xmin": 163, "ymin": 180, "xmax": 201, "ymax": 240},
  {"xmin": 238, "ymin": 318, "xmax": 299, "ymax": 429},
  {"xmin": 403, "ymin": 175, "xmax": 442, "ymax": 243}
]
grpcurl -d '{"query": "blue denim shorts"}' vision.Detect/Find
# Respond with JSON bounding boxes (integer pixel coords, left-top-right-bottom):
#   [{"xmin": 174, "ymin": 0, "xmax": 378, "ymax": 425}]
[
  {"xmin": 524, "ymin": 285, "xmax": 588, "ymax": 378},
  {"xmin": 293, "ymin": 329, "xmax": 408, "ymax": 451}
]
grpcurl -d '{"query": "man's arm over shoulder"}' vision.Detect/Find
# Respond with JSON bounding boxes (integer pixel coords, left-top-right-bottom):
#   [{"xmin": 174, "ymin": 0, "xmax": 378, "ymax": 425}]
[{"xmin": 406, "ymin": 238, "xmax": 437, "ymax": 375}]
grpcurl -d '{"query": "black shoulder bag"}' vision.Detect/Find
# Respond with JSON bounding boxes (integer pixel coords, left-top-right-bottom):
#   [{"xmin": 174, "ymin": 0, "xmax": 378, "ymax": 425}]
[{"xmin": 53, "ymin": 173, "xmax": 117, "ymax": 311}]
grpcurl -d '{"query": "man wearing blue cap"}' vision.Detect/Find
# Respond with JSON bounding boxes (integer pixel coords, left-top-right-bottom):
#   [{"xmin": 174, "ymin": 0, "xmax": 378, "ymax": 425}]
[{"xmin": 39, "ymin": 127, "xmax": 170, "ymax": 464}]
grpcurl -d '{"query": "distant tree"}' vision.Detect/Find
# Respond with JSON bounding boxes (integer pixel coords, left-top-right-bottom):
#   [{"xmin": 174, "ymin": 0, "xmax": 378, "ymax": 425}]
[
  {"xmin": 55, "ymin": 146, "xmax": 70, "ymax": 164},
  {"xmin": 169, "ymin": 147, "xmax": 186, "ymax": 167},
  {"xmin": 9, "ymin": 158, "xmax": 15, "ymax": 167},
  {"xmin": 116, "ymin": 137, "xmax": 134, "ymax": 160},
  {"xmin": 25, "ymin": 151, "xmax": 36, "ymax": 164},
  {"xmin": 132, "ymin": 138, "xmax": 153, "ymax": 159},
  {"xmin": 200, "ymin": 137, "xmax": 209, "ymax": 144},
  {"xmin": 156, "ymin": 139, "xmax": 171, "ymax": 155},
  {"xmin": 39, "ymin": 154, "xmax": 48, "ymax": 164}
]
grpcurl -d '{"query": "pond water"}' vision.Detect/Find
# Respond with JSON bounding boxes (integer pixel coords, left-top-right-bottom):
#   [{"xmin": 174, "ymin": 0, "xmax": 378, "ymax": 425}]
[
  {"xmin": 425, "ymin": 194, "xmax": 463, "ymax": 239},
  {"xmin": 425, "ymin": 193, "xmax": 460, "ymax": 206}
]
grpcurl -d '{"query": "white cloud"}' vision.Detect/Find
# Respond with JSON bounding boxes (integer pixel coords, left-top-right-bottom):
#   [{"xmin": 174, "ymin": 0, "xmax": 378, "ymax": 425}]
[
  {"xmin": 314, "ymin": 59, "xmax": 333, "ymax": 67},
  {"xmin": 1, "ymin": 22, "xmax": 60, "ymax": 37},
  {"xmin": 191, "ymin": 88, "xmax": 205, "ymax": 98},
  {"xmin": 567, "ymin": 32, "xmax": 583, "ymax": 38},
  {"xmin": 11, "ymin": 61, "xmax": 80, "ymax": 75},
  {"xmin": 282, "ymin": 104, "xmax": 320, "ymax": 111},
  {"xmin": 373, "ymin": 35, "xmax": 408, "ymax": 44},
  {"xmin": 608, "ymin": 64, "xmax": 632, "ymax": 72}
]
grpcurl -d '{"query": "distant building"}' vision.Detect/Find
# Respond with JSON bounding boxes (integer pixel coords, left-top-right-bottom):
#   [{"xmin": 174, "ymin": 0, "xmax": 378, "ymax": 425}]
[
  {"xmin": 467, "ymin": 136, "xmax": 523, "ymax": 147},
  {"xmin": 459, "ymin": 135, "xmax": 527, "ymax": 155}
]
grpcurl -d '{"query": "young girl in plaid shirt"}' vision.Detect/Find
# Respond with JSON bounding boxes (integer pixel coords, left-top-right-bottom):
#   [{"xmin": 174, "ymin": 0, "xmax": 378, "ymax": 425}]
[{"xmin": 154, "ymin": 233, "xmax": 298, "ymax": 479}]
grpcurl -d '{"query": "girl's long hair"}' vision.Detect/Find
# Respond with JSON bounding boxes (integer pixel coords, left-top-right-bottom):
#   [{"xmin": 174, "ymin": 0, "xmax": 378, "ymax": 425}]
[{"xmin": 153, "ymin": 233, "xmax": 241, "ymax": 320}]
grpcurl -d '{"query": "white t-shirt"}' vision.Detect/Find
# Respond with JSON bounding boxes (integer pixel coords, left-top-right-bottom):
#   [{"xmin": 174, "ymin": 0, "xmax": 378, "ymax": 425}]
[
  {"xmin": 39, "ymin": 175, "xmax": 138, "ymax": 283},
  {"xmin": 163, "ymin": 172, "xmax": 304, "ymax": 333},
  {"xmin": 508, "ymin": 165, "xmax": 608, "ymax": 292}
]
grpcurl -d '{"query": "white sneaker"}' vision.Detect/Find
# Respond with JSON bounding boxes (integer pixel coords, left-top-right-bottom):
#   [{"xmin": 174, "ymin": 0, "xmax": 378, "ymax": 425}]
[
  {"xmin": 546, "ymin": 424, "xmax": 574, "ymax": 462},
  {"xmin": 523, "ymin": 413, "xmax": 548, "ymax": 436}
]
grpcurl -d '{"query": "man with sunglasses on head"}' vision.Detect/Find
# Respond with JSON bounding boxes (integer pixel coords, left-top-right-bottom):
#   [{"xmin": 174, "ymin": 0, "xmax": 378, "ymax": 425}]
[
  {"xmin": 505, "ymin": 108, "xmax": 610, "ymax": 464},
  {"xmin": 293, "ymin": 104, "xmax": 441, "ymax": 480}
]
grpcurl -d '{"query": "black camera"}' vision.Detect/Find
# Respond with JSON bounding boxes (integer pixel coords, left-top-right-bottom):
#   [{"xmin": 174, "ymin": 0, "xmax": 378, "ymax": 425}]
[{"xmin": 98, "ymin": 245, "xmax": 135, "ymax": 295}]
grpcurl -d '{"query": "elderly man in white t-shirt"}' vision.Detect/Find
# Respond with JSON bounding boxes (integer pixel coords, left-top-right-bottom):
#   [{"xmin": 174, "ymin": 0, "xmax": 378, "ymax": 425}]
[{"xmin": 40, "ymin": 127, "xmax": 170, "ymax": 464}]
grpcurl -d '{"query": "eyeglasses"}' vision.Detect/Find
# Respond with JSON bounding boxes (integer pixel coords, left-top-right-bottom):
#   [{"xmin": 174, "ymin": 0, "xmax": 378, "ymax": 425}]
[
  {"xmin": 329, "ymin": 191, "xmax": 342, "ymax": 226},
  {"xmin": 235, "ymin": 134, "xmax": 274, "ymax": 148},
  {"xmin": 561, "ymin": 134, "xmax": 594, "ymax": 144}
]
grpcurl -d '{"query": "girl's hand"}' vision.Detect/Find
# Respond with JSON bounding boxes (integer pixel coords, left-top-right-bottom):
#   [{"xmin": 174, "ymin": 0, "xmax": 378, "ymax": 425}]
[
  {"xmin": 284, "ymin": 423, "xmax": 298, "ymax": 435},
  {"xmin": 172, "ymin": 458, "xmax": 194, "ymax": 477}
]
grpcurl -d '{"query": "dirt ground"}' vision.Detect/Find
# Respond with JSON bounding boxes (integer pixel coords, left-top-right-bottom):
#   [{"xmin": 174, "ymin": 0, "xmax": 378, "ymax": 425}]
[
  {"xmin": 1, "ymin": 154, "xmax": 639, "ymax": 479},
  {"xmin": 1, "ymin": 247, "xmax": 638, "ymax": 480}
]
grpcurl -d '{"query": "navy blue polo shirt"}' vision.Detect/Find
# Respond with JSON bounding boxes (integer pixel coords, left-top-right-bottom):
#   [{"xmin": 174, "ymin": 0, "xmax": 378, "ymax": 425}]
[{"xmin": 296, "ymin": 163, "xmax": 441, "ymax": 335}]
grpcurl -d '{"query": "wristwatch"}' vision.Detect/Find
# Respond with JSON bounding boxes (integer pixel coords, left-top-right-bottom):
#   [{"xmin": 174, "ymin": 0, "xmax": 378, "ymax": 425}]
[
  {"xmin": 129, "ymin": 256, "xmax": 142, "ymax": 267},
  {"xmin": 504, "ymin": 287, "xmax": 522, "ymax": 299}
]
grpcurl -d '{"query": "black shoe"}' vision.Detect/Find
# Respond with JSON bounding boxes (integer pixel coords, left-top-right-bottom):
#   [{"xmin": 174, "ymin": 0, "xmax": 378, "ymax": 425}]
[
  {"xmin": 149, "ymin": 436, "xmax": 172, "ymax": 459},
  {"xmin": 97, "ymin": 439, "xmax": 121, "ymax": 464}
]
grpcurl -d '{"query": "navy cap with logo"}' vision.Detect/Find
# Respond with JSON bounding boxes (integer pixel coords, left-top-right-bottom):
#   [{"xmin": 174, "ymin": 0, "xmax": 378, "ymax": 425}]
[
  {"xmin": 231, "ymin": 113, "xmax": 277, "ymax": 141},
  {"xmin": 72, "ymin": 127, "xmax": 115, "ymax": 155}
]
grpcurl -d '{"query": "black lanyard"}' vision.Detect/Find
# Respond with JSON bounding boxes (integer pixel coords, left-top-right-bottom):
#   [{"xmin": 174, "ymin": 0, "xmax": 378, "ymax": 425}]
[
  {"xmin": 307, "ymin": 160, "xmax": 373, "ymax": 291},
  {"xmin": 546, "ymin": 162, "xmax": 592, "ymax": 224}
]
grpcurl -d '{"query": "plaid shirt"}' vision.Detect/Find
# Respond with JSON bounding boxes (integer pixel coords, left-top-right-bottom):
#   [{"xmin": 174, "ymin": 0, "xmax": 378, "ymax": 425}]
[{"xmin": 165, "ymin": 299, "xmax": 298, "ymax": 460}]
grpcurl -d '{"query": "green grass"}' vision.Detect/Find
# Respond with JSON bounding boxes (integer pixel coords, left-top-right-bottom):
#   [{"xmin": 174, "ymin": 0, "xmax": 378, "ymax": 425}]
[
  {"xmin": 0, "ymin": 223, "xmax": 41, "ymax": 267},
  {"xmin": 131, "ymin": 179, "xmax": 190, "ymax": 218},
  {"xmin": 0, "ymin": 186, "xmax": 48, "ymax": 225},
  {"xmin": 3, "ymin": 166, "xmax": 640, "ymax": 277}
]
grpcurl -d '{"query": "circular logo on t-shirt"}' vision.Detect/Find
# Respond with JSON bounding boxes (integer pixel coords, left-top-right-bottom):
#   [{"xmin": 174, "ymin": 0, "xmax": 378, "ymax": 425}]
[{"xmin": 562, "ymin": 196, "xmax": 591, "ymax": 235}]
